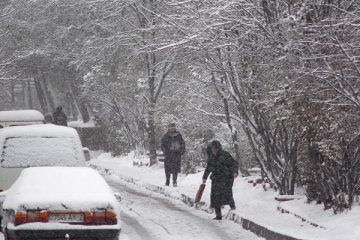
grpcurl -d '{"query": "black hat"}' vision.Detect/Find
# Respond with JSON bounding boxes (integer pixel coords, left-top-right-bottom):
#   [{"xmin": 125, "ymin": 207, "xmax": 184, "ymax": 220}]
[{"xmin": 210, "ymin": 140, "xmax": 222, "ymax": 150}]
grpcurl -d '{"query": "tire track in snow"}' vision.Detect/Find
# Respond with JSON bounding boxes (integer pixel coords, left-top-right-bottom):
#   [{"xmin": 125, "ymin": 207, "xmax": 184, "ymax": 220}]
[{"xmin": 120, "ymin": 211, "xmax": 153, "ymax": 240}]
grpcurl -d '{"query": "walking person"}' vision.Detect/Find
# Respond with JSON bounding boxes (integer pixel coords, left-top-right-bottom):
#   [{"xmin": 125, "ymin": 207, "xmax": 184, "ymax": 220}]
[
  {"xmin": 161, "ymin": 123, "xmax": 186, "ymax": 187},
  {"xmin": 202, "ymin": 141, "xmax": 239, "ymax": 220},
  {"xmin": 43, "ymin": 113, "xmax": 54, "ymax": 124},
  {"xmin": 53, "ymin": 106, "xmax": 68, "ymax": 126}
]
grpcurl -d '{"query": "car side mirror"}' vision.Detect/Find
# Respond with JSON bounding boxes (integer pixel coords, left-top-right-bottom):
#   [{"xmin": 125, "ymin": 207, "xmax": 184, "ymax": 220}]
[
  {"xmin": 114, "ymin": 192, "xmax": 122, "ymax": 202},
  {"xmin": 83, "ymin": 147, "xmax": 91, "ymax": 162}
]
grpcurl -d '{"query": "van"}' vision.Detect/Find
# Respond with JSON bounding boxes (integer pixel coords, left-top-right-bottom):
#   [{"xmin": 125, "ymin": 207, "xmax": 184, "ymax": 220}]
[{"xmin": 0, "ymin": 124, "xmax": 86, "ymax": 192}]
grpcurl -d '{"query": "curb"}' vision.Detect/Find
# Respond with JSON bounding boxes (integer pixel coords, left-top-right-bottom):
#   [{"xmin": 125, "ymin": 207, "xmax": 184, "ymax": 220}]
[
  {"xmin": 277, "ymin": 206, "xmax": 326, "ymax": 229},
  {"xmin": 91, "ymin": 164, "xmax": 306, "ymax": 240}
]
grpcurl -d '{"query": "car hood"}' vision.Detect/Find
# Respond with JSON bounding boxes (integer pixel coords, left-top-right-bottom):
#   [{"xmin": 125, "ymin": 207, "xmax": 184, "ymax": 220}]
[{"xmin": 3, "ymin": 167, "xmax": 118, "ymax": 211}]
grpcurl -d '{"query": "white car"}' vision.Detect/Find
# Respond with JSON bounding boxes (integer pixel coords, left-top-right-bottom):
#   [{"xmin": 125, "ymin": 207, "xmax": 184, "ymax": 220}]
[
  {"xmin": 0, "ymin": 110, "xmax": 44, "ymax": 128},
  {"xmin": 1, "ymin": 167, "xmax": 121, "ymax": 240},
  {"xmin": 0, "ymin": 124, "xmax": 88, "ymax": 227}
]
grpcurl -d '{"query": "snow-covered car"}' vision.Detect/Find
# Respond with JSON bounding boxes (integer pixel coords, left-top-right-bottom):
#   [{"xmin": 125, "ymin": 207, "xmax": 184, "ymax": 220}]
[
  {"xmin": 0, "ymin": 110, "xmax": 44, "ymax": 128},
  {"xmin": 0, "ymin": 124, "xmax": 86, "ymax": 192},
  {"xmin": 0, "ymin": 124, "xmax": 88, "ymax": 227},
  {"xmin": 1, "ymin": 167, "xmax": 121, "ymax": 240}
]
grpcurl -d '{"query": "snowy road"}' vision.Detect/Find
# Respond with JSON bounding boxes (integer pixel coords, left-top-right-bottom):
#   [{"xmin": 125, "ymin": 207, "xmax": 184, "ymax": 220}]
[
  {"xmin": 110, "ymin": 179, "xmax": 261, "ymax": 240},
  {"xmin": 0, "ymin": 179, "xmax": 261, "ymax": 240}
]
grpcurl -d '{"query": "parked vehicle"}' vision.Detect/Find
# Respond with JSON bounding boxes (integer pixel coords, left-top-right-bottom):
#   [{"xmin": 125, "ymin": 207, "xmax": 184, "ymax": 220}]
[
  {"xmin": 0, "ymin": 124, "xmax": 88, "ymax": 226},
  {"xmin": 1, "ymin": 167, "xmax": 121, "ymax": 240},
  {"xmin": 0, "ymin": 110, "xmax": 44, "ymax": 128},
  {"xmin": 0, "ymin": 124, "xmax": 86, "ymax": 192}
]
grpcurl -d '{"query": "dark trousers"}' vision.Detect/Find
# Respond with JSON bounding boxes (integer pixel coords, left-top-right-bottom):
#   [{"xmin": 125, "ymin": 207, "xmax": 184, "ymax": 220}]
[{"xmin": 166, "ymin": 173, "xmax": 178, "ymax": 185}]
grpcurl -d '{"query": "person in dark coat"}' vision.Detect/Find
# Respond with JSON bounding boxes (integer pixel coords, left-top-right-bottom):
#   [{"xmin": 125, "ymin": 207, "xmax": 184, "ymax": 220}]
[
  {"xmin": 161, "ymin": 123, "xmax": 186, "ymax": 187},
  {"xmin": 53, "ymin": 106, "xmax": 68, "ymax": 126},
  {"xmin": 202, "ymin": 141, "xmax": 239, "ymax": 220}
]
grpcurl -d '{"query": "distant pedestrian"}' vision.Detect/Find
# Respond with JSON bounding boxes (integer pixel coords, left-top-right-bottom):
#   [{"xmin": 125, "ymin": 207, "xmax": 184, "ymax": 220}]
[
  {"xmin": 53, "ymin": 106, "xmax": 68, "ymax": 126},
  {"xmin": 161, "ymin": 123, "xmax": 186, "ymax": 187},
  {"xmin": 202, "ymin": 141, "xmax": 239, "ymax": 220},
  {"xmin": 43, "ymin": 113, "xmax": 53, "ymax": 124}
]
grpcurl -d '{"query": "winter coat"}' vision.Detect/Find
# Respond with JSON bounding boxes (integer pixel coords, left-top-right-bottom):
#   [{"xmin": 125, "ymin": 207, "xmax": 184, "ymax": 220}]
[
  {"xmin": 161, "ymin": 132, "xmax": 186, "ymax": 174},
  {"xmin": 53, "ymin": 110, "xmax": 68, "ymax": 126},
  {"xmin": 203, "ymin": 149, "xmax": 238, "ymax": 208}
]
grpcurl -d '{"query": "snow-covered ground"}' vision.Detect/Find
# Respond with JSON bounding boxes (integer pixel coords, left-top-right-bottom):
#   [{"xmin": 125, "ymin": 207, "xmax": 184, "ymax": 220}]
[
  {"xmin": 91, "ymin": 152, "xmax": 360, "ymax": 240},
  {"xmin": 68, "ymin": 120, "xmax": 95, "ymax": 128},
  {"xmin": 110, "ymin": 178, "xmax": 261, "ymax": 240}
]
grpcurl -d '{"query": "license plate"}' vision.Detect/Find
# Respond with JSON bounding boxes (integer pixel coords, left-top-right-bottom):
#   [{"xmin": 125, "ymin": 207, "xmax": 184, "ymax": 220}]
[{"xmin": 48, "ymin": 213, "xmax": 84, "ymax": 223}]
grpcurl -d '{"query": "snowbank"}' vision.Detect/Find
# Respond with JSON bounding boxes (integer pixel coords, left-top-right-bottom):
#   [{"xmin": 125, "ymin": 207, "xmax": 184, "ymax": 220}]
[
  {"xmin": 91, "ymin": 152, "xmax": 360, "ymax": 240},
  {"xmin": 68, "ymin": 120, "xmax": 95, "ymax": 128}
]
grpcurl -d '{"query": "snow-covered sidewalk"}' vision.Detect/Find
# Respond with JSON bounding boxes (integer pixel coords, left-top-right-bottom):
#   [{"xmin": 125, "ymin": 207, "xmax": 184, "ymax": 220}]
[{"xmin": 91, "ymin": 152, "xmax": 360, "ymax": 240}]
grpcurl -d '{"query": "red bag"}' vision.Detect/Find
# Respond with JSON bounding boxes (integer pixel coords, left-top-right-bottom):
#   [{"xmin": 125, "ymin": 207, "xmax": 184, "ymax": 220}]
[{"xmin": 195, "ymin": 183, "xmax": 206, "ymax": 203}]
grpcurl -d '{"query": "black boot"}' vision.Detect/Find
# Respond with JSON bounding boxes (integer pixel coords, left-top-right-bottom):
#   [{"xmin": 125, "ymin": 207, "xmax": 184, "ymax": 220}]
[
  {"xmin": 173, "ymin": 173, "xmax": 178, "ymax": 187},
  {"xmin": 213, "ymin": 208, "xmax": 222, "ymax": 220}
]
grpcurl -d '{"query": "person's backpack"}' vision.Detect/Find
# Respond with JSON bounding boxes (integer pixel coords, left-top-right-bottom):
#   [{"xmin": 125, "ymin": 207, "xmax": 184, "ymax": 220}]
[{"xmin": 169, "ymin": 137, "xmax": 181, "ymax": 152}]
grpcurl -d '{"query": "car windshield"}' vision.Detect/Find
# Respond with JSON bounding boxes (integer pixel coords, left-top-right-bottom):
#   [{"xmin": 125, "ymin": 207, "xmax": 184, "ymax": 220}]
[{"xmin": 0, "ymin": 137, "xmax": 81, "ymax": 168}]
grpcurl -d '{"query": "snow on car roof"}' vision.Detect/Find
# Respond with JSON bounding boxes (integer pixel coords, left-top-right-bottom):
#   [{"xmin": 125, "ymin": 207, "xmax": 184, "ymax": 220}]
[
  {"xmin": 0, "ymin": 125, "xmax": 85, "ymax": 167},
  {"xmin": 0, "ymin": 124, "xmax": 77, "ymax": 139},
  {"xmin": 3, "ymin": 167, "xmax": 118, "ymax": 211},
  {"xmin": 0, "ymin": 110, "xmax": 44, "ymax": 122}
]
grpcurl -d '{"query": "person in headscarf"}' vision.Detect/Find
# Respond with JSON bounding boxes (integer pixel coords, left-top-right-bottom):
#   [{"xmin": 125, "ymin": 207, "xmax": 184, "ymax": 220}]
[
  {"xmin": 202, "ymin": 141, "xmax": 239, "ymax": 220},
  {"xmin": 161, "ymin": 123, "xmax": 186, "ymax": 187}
]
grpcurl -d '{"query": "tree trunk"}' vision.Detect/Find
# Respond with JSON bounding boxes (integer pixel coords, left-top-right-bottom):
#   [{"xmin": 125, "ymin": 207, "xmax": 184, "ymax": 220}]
[
  {"xmin": 34, "ymin": 77, "xmax": 48, "ymax": 112},
  {"xmin": 211, "ymin": 71, "xmax": 250, "ymax": 176},
  {"xmin": 33, "ymin": 71, "xmax": 48, "ymax": 113},
  {"xmin": 147, "ymin": 0, "xmax": 158, "ymax": 166},
  {"xmin": 27, "ymin": 79, "xmax": 33, "ymax": 109},
  {"xmin": 148, "ymin": 103, "xmax": 157, "ymax": 166},
  {"xmin": 40, "ymin": 73, "xmax": 55, "ymax": 112},
  {"xmin": 79, "ymin": 101, "xmax": 90, "ymax": 122},
  {"xmin": 222, "ymin": 95, "xmax": 250, "ymax": 176},
  {"xmin": 10, "ymin": 80, "xmax": 15, "ymax": 103},
  {"xmin": 21, "ymin": 80, "xmax": 26, "ymax": 108}
]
